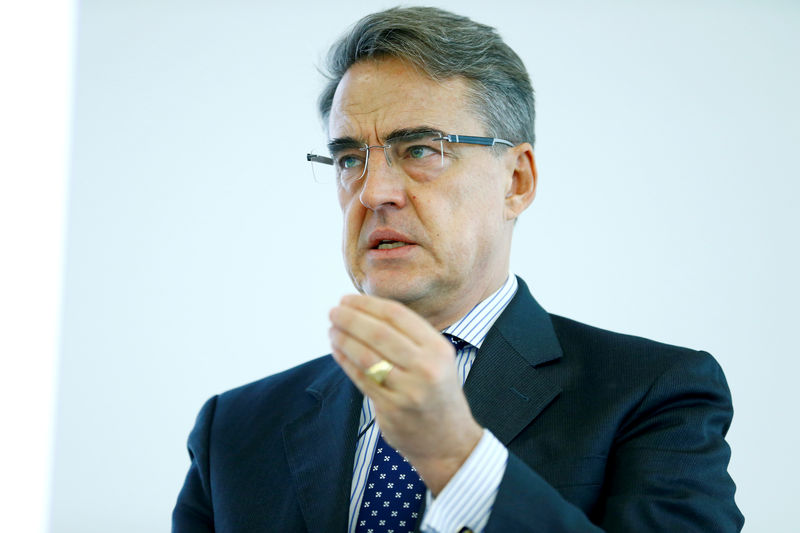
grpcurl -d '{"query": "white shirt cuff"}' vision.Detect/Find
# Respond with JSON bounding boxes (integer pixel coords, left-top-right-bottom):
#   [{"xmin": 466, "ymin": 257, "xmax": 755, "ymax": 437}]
[{"xmin": 420, "ymin": 429, "xmax": 508, "ymax": 533}]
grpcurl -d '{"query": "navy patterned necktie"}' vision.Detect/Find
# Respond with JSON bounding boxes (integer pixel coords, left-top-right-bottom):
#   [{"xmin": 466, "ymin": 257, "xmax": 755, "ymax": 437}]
[{"xmin": 355, "ymin": 433, "xmax": 426, "ymax": 533}]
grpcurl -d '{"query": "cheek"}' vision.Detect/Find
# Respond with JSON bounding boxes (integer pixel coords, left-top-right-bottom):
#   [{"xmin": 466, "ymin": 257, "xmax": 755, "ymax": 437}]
[
  {"xmin": 450, "ymin": 177, "xmax": 506, "ymax": 243},
  {"xmin": 340, "ymin": 195, "xmax": 367, "ymax": 254},
  {"xmin": 337, "ymin": 186, "xmax": 350, "ymax": 211}
]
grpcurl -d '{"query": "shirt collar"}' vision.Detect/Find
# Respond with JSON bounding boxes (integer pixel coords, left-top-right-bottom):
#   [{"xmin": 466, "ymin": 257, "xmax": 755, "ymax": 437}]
[{"xmin": 442, "ymin": 273, "xmax": 518, "ymax": 349}]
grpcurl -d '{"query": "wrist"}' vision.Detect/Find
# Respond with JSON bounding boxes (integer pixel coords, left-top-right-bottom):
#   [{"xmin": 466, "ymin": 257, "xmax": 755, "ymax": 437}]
[{"xmin": 412, "ymin": 422, "xmax": 483, "ymax": 495}]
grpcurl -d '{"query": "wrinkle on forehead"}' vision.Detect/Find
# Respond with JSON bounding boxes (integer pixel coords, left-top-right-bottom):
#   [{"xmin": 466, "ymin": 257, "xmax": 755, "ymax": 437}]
[{"xmin": 327, "ymin": 58, "xmax": 479, "ymax": 144}]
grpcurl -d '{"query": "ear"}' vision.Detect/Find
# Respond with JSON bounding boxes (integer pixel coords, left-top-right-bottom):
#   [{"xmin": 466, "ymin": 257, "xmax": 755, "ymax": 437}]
[{"xmin": 504, "ymin": 142, "xmax": 537, "ymax": 220}]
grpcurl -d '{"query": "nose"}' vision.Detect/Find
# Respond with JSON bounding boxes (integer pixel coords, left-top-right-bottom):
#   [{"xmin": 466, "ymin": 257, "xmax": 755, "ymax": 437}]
[{"xmin": 358, "ymin": 146, "xmax": 407, "ymax": 210}]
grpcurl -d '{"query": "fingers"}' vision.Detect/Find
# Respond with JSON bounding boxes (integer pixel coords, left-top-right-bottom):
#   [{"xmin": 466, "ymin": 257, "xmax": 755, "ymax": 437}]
[
  {"xmin": 331, "ymin": 345, "xmax": 401, "ymax": 402},
  {"xmin": 329, "ymin": 323, "xmax": 405, "ymax": 390},
  {"xmin": 328, "ymin": 293, "xmax": 456, "ymax": 396},
  {"xmin": 328, "ymin": 324, "xmax": 389, "ymax": 371},
  {"xmin": 329, "ymin": 301, "xmax": 420, "ymax": 368},
  {"xmin": 338, "ymin": 293, "xmax": 444, "ymax": 347}
]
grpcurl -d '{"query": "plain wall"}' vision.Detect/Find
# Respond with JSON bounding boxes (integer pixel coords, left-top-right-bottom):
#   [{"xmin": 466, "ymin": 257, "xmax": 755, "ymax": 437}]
[
  {"xmin": 1, "ymin": 2, "xmax": 75, "ymax": 531},
  {"xmin": 51, "ymin": 1, "xmax": 799, "ymax": 531}
]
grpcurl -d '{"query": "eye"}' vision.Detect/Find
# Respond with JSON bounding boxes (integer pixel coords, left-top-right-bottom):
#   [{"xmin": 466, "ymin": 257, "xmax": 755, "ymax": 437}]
[
  {"xmin": 336, "ymin": 153, "xmax": 365, "ymax": 171},
  {"xmin": 406, "ymin": 145, "xmax": 439, "ymax": 160},
  {"xmin": 342, "ymin": 156, "xmax": 359, "ymax": 168}
]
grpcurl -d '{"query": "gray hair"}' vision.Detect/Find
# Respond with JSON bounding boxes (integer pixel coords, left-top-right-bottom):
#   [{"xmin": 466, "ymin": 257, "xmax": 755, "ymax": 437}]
[{"xmin": 318, "ymin": 6, "xmax": 535, "ymax": 146}]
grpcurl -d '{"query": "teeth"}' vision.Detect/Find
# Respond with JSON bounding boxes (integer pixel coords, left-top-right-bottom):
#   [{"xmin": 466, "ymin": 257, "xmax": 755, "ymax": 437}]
[{"xmin": 377, "ymin": 241, "xmax": 407, "ymax": 250}]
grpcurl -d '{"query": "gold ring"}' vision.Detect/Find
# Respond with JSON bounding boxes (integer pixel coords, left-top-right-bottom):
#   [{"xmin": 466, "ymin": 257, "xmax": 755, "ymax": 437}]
[{"xmin": 364, "ymin": 360, "xmax": 393, "ymax": 385}]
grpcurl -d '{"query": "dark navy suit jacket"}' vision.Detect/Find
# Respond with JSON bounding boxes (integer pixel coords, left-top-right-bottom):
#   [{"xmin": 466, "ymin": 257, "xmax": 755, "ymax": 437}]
[{"xmin": 173, "ymin": 278, "xmax": 743, "ymax": 532}]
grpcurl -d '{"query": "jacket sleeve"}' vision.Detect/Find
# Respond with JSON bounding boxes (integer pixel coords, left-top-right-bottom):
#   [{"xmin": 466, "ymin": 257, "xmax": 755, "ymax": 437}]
[
  {"xmin": 486, "ymin": 351, "xmax": 744, "ymax": 532},
  {"xmin": 172, "ymin": 395, "xmax": 219, "ymax": 533}
]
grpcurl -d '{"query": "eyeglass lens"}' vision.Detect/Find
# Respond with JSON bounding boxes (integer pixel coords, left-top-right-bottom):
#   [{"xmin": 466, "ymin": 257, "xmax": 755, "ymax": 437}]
[{"xmin": 309, "ymin": 131, "xmax": 446, "ymax": 187}]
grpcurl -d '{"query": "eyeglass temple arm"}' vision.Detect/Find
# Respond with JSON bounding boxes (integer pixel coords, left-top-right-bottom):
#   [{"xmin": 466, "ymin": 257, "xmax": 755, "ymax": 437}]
[
  {"xmin": 307, "ymin": 153, "xmax": 334, "ymax": 166},
  {"xmin": 438, "ymin": 134, "xmax": 514, "ymax": 147}
]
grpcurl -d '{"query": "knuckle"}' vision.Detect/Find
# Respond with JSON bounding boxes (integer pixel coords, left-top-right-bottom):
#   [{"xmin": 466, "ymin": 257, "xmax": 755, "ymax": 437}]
[
  {"xmin": 331, "ymin": 308, "xmax": 350, "ymax": 329},
  {"xmin": 372, "ymin": 327, "xmax": 390, "ymax": 344},
  {"xmin": 405, "ymin": 389, "xmax": 427, "ymax": 408},
  {"xmin": 393, "ymin": 388, "xmax": 421, "ymax": 411},
  {"xmin": 328, "ymin": 329, "xmax": 342, "ymax": 349},
  {"xmin": 361, "ymin": 355, "xmax": 377, "ymax": 369},
  {"xmin": 418, "ymin": 360, "xmax": 447, "ymax": 385}
]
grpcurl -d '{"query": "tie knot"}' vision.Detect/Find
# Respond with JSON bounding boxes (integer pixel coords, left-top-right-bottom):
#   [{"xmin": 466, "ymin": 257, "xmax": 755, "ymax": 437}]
[{"xmin": 444, "ymin": 334, "xmax": 470, "ymax": 351}]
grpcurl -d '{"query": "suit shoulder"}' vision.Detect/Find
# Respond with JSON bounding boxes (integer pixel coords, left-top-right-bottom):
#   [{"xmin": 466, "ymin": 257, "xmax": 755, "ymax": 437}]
[
  {"xmin": 545, "ymin": 315, "xmax": 732, "ymax": 435},
  {"xmin": 548, "ymin": 314, "xmax": 723, "ymax": 376}
]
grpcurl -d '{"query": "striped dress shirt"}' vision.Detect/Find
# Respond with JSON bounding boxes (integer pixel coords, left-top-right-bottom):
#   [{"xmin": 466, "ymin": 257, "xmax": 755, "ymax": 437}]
[{"xmin": 348, "ymin": 274, "xmax": 518, "ymax": 533}]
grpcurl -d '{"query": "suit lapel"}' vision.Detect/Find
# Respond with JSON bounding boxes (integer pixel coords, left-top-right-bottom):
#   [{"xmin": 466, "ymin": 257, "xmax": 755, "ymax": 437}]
[
  {"xmin": 464, "ymin": 278, "xmax": 563, "ymax": 445},
  {"xmin": 283, "ymin": 361, "xmax": 362, "ymax": 533}
]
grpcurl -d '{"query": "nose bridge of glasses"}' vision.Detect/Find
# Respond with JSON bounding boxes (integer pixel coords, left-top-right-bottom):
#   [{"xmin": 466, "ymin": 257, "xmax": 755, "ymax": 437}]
[
  {"xmin": 364, "ymin": 143, "xmax": 393, "ymax": 169},
  {"xmin": 358, "ymin": 142, "xmax": 408, "ymax": 208},
  {"xmin": 360, "ymin": 143, "xmax": 396, "ymax": 180}
]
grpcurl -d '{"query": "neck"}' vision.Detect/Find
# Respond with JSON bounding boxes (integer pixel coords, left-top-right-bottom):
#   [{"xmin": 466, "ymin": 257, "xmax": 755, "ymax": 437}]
[{"xmin": 410, "ymin": 271, "xmax": 509, "ymax": 331}]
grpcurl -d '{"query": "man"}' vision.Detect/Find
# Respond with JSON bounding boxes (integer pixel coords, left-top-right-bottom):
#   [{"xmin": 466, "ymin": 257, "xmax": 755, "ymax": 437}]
[{"xmin": 173, "ymin": 7, "xmax": 743, "ymax": 532}]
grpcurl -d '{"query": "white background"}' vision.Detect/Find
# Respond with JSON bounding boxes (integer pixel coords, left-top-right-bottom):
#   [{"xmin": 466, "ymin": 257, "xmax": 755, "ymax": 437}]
[
  {"xmin": 45, "ymin": 1, "xmax": 798, "ymax": 531},
  {"xmin": 1, "ymin": 1, "xmax": 73, "ymax": 532}
]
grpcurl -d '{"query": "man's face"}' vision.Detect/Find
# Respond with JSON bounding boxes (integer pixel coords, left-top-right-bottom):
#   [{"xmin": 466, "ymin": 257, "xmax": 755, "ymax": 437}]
[{"xmin": 329, "ymin": 58, "xmax": 522, "ymax": 327}]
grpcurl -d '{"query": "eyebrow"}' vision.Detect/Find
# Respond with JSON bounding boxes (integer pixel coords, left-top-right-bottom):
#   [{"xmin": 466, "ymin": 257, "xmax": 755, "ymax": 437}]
[
  {"xmin": 327, "ymin": 137, "xmax": 363, "ymax": 152},
  {"xmin": 384, "ymin": 126, "xmax": 441, "ymax": 142},
  {"xmin": 327, "ymin": 126, "xmax": 443, "ymax": 152}
]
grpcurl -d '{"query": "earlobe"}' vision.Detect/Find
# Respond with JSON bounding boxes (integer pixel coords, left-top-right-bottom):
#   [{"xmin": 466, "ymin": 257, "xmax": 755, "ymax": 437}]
[{"xmin": 504, "ymin": 143, "xmax": 537, "ymax": 220}]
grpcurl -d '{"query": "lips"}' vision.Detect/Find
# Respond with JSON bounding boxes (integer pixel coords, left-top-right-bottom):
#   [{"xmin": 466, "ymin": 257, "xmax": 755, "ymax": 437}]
[{"xmin": 366, "ymin": 229, "xmax": 417, "ymax": 250}]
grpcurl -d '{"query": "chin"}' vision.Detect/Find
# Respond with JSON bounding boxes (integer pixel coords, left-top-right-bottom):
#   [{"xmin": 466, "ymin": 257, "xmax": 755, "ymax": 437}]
[{"xmin": 360, "ymin": 274, "xmax": 429, "ymax": 304}]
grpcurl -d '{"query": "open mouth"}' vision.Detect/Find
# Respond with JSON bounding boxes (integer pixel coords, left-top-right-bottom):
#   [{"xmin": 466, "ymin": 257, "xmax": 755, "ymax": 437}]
[
  {"xmin": 367, "ymin": 230, "xmax": 416, "ymax": 252},
  {"xmin": 375, "ymin": 240, "xmax": 409, "ymax": 250}
]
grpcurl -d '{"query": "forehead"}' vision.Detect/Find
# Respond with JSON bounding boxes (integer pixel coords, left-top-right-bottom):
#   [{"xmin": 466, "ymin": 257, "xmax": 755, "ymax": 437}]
[{"xmin": 328, "ymin": 58, "xmax": 484, "ymax": 142}]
